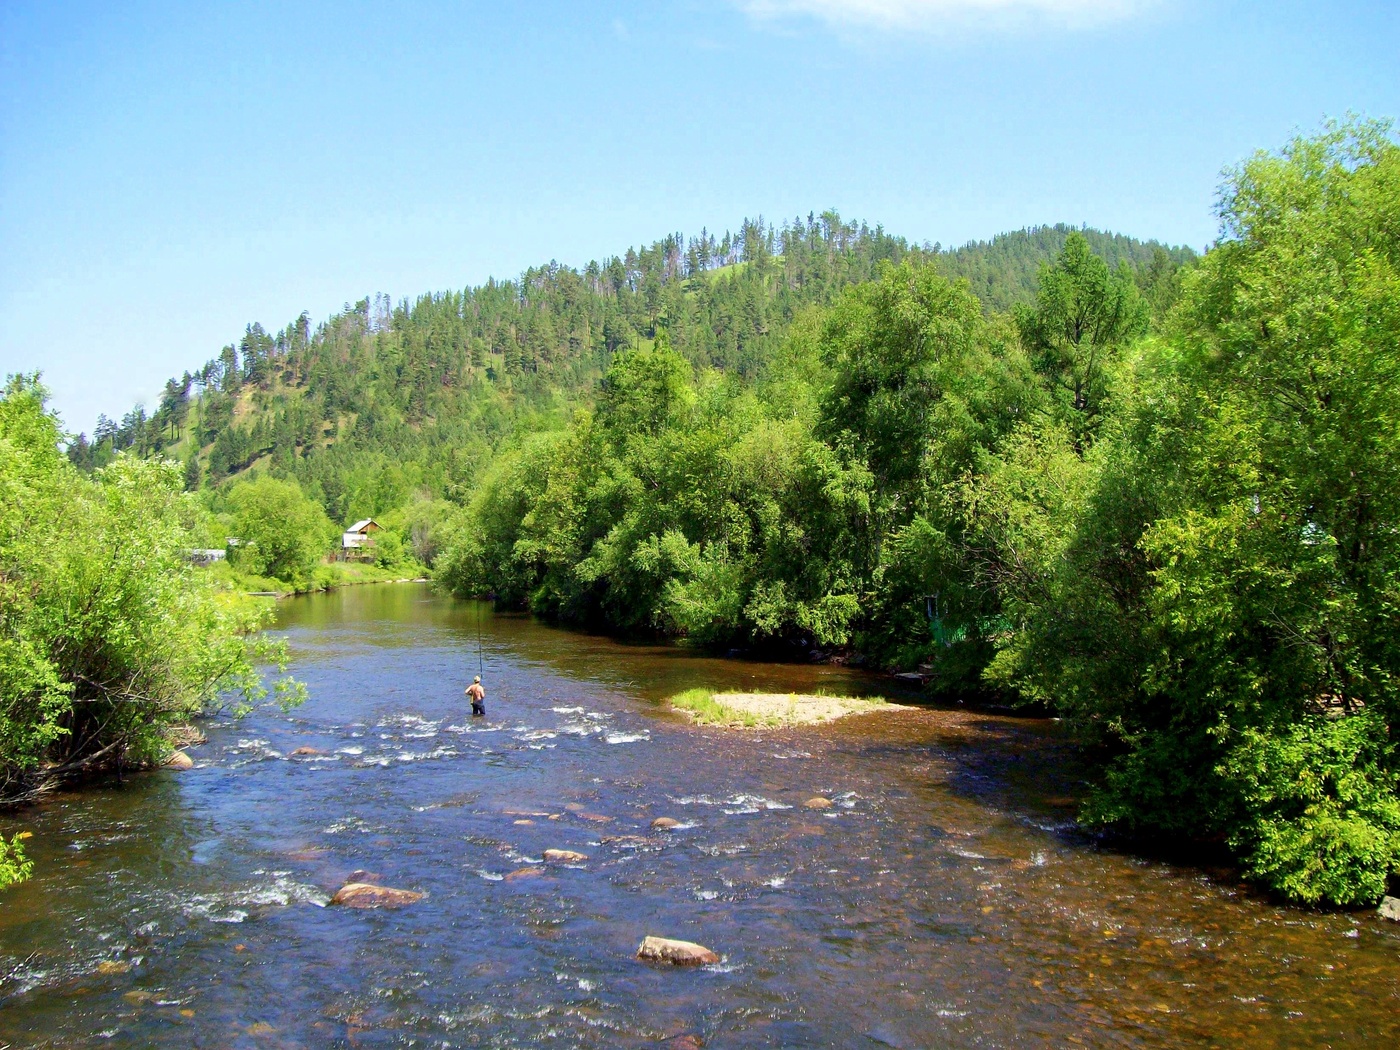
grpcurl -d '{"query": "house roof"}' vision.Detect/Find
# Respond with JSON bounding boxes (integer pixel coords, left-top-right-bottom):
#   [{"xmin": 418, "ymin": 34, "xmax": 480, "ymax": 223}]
[{"xmin": 346, "ymin": 519, "xmax": 380, "ymax": 533}]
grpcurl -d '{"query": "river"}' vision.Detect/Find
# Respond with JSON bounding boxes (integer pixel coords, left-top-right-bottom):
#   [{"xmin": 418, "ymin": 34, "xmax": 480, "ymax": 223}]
[{"xmin": 1, "ymin": 583, "xmax": 1397, "ymax": 1047}]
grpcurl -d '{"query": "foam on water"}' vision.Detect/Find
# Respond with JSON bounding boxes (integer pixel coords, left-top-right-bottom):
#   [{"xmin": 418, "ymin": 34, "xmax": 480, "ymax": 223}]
[
  {"xmin": 558, "ymin": 722, "xmax": 603, "ymax": 737},
  {"xmin": 179, "ymin": 873, "xmax": 329, "ymax": 923},
  {"xmin": 322, "ymin": 818, "xmax": 377, "ymax": 835},
  {"xmin": 721, "ymin": 793, "xmax": 792, "ymax": 814}
]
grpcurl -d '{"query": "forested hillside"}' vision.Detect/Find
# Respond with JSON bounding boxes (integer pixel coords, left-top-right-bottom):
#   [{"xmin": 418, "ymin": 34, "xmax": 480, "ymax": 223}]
[{"xmin": 68, "ymin": 217, "xmax": 1189, "ymax": 529}]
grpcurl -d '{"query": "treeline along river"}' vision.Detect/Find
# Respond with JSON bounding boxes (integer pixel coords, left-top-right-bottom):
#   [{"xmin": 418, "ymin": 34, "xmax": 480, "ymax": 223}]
[{"xmin": 1, "ymin": 584, "xmax": 1397, "ymax": 1047}]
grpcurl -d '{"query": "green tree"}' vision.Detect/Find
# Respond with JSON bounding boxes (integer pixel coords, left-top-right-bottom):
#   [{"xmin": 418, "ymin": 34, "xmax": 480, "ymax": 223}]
[
  {"xmin": 981, "ymin": 120, "xmax": 1400, "ymax": 905},
  {"xmin": 1016, "ymin": 231, "xmax": 1148, "ymax": 449},
  {"xmin": 596, "ymin": 335, "xmax": 694, "ymax": 439},
  {"xmin": 184, "ymin": 451, "xmax": 202, "ymax": 492},
  {"xmin": 226, "ymin": 475, "xmax": 333, "ymax": 587},
  {"xmin": 816, "ymin": 262, "xmax": 1036, "ymax": 669}
]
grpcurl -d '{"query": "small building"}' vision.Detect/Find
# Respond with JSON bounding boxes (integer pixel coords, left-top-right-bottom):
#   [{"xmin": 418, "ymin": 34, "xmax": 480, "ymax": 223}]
[
  {"xmin": 341, "ymin": 519, "xmax": 382, "ymax": 561},
  {"xmin": 184, "ymin": 548, "xmax": 227, "ymax": 566}
]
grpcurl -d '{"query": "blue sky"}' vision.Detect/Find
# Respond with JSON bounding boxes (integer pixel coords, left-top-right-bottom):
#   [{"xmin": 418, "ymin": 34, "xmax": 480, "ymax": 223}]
[{"xmin": 2, "ymin": 1, "xmax": 1397, "ymax": 434}]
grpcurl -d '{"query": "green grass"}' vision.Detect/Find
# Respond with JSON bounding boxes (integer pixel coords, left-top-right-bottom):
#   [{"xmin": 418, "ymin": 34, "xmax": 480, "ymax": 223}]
[
  {"xmin": 200, "ymin": 558, "xmax": 426, "ymax": 597},
  {"xmin": 810, "ymin": 687, "xmax": 891, "ymax": 704}
]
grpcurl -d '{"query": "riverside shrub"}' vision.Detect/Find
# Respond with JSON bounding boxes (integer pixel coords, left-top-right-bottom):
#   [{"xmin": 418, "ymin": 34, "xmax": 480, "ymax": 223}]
[
  {"xmin": 0, "ymin": 376, "xmax": 303, "ymax": 804},
  {"xmin": 0, "ymin": 833, "xmax": 32, "ymax": 888}
]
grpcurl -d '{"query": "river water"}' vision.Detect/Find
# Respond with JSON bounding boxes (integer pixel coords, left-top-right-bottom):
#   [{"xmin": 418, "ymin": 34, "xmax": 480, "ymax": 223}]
[{"xmin": 1, "ymin": 584, "xmax": 1397, "ymax": 1048}]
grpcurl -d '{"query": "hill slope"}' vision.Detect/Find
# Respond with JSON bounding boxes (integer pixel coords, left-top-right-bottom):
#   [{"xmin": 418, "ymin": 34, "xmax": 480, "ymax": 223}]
[{"xmin": 68, "ymin": 215, "xmax": 1192, "ymax": 524}]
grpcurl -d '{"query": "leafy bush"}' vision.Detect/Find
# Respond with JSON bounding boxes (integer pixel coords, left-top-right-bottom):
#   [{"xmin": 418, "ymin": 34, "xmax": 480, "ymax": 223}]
[
  {"xmin": 1222, "ymin": 714, "xmax": 1400, "ymax": 906},
  {"xmin": 0, "ymin": 833, "xmax": 33, "ymax": 888},
  {"xmin": 372, "ymin": 528, "xmax": 405, "ymax": 568}
]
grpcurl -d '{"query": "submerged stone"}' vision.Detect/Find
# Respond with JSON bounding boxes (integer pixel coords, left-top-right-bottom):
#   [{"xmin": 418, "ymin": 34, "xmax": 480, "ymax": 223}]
[
  {"xmin": 543, "ymin": 849, "xmax": 588, "ymax": 863},
  {"xmin": 651, "ymin": 817, "xmax": 682, "ymax": 830},
  {"xmin": 803, "ymin": 797, "xmax": 833, "ymax": 810}
]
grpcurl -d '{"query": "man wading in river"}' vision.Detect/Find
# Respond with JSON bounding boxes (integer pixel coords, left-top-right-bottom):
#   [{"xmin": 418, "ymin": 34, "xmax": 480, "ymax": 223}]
[{"xmin": 466, "ymin": 676, "xmax": 486, "ymax": 718}]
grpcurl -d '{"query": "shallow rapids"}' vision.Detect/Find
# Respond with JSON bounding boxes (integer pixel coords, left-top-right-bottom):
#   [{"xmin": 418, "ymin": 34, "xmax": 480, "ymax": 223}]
[{"xmin": 1, "ymin": 583, "xmax": 1397, "ymax": 1047}]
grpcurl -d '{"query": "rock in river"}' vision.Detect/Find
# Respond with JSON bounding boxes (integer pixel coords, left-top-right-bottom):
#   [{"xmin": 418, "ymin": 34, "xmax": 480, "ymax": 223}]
[
  {"xmin": 1379, "ymin": 896, "xmax": 1400, "ymax": 921},
  {"xmin": 543, "ymin": 849, "xmax": 588, "ymax": 863},
  {"xmin": 651, "ymin": 817, "xmax": 682, "ymax": 830},
  {"xmin": 165, "ymin": 751, "xmax": 194, "ymax": 770},
  {"xmin": 803, "ymin": 797, "xmax": 833, "ymax": 810},
  {"xmin": 330, "ymin": 882, "xmax": 425, "ymax": 908},
  {"xmin": 636, "ymin": 935, "xmax": 720, "ymax": 966}
]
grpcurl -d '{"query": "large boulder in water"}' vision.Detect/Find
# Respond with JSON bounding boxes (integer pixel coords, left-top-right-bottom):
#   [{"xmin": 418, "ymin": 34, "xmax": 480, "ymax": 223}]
[
  {"xmin": 330, "ymin": 882, "xmax": 425, "ymax": 908},
  {"xmin": 651, "ymin": 817, "xmax": 682, "ymax": 830},
  {"xmin": 636, "ymin": 935, "xmax": 720, "ymax": 966},
  {"xmin": 1379, "ymin": 896, "xmax": 1400, "ymax": 921},
  {"xmin": 165, "ymin": 751, "xmax": 194, "ymax": 770}
]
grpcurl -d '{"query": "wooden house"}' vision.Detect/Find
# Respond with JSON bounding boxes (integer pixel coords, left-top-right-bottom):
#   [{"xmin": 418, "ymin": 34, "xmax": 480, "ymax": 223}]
[{"xmin": 341, "ymin": 519, "xmax": 382, "ymax": 561}]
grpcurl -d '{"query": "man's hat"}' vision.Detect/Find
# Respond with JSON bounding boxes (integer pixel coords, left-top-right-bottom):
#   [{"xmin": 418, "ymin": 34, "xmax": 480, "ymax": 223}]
[{"xmin": 474, "ymin": 676, "xmax": 481, "ymax": 683}]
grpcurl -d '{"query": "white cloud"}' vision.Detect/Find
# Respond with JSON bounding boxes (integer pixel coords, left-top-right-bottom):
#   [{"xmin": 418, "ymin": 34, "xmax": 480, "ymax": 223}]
[{"xmin": 736, "ymin": 0, "xmax": 1155, "ymax": 31}]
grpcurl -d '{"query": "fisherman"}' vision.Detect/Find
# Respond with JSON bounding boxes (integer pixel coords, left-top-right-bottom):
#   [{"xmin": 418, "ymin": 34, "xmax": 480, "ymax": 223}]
[{"xmin": 466, "ymin": 675, "xmax": 486, "ymax": 718}]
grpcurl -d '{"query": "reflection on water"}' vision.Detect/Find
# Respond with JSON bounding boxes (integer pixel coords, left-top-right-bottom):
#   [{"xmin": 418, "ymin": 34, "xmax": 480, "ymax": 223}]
[{"xmin": 2, "ymin": 583, "xmax": 1398, "ymax": 1047}]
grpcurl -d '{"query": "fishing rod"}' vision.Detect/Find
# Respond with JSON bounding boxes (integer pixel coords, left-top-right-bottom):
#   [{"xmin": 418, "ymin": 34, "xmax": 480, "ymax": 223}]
[{"xmin": 476, "ymin": 598, "xmax": 484, "ymax": 677}]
